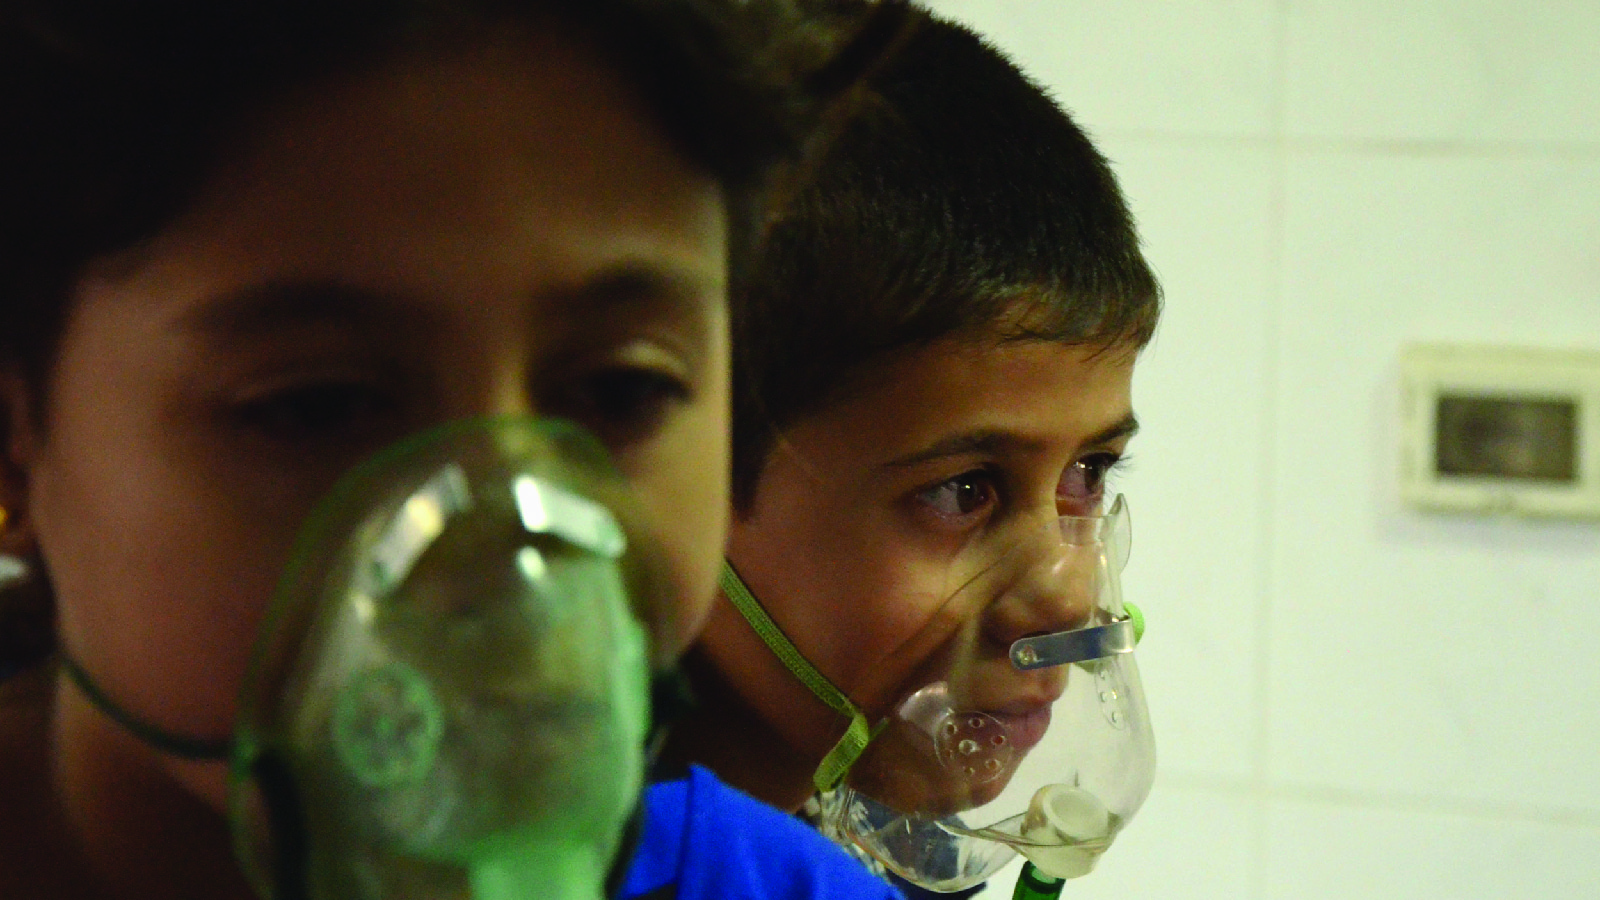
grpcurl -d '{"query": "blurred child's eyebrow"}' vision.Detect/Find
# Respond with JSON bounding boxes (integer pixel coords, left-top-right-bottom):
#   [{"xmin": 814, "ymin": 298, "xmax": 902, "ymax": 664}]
[
  {"xmin": 177, "ymin": 280, "xmax": 432, "ymax": 340},
  {"xmin": 551, "ymin": 264, "xmax": 720, "ymax": 327},
  {"xmin": 883, "ymin": 414, "xmax": 1139, "ymax": 470},
  {"xmin": 178, "ymin": 264, "xmax": 718, "ymax": 341}
]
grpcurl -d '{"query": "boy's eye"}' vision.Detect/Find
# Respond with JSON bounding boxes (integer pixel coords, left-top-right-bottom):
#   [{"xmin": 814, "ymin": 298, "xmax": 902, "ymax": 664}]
[
  {"xmin": 918, "ymin": 469, "xmax": 998, "ymax": 522},
  {"xmin": 233, "ymin": 381, "xmax": 395, "ymax": 443},
  {"xmin": 1058, "ymin": 453, "xmax": 1124, "ymax": 516},
  {"xmin": 558, "ymin": 366, "xmax": 692, "ymax": 448}
]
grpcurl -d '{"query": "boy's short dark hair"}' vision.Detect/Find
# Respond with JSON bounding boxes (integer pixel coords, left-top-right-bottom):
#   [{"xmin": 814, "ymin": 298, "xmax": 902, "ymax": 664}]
[{"xmin": 731, "ymin": 3, "xmax": 1161, "ymax": 508}]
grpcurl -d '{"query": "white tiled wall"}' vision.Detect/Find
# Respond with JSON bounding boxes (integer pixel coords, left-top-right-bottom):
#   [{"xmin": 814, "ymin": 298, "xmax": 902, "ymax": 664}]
[{"xmin": 920, "ymin": 2, "xmax": 1600, "ymax": 897}]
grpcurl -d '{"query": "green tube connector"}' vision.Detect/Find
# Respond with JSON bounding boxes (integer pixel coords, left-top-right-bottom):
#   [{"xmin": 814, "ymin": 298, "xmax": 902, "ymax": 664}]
[{"xmin": 1012, "ymin": 862, "xmax": 1065, "ymax": 900}]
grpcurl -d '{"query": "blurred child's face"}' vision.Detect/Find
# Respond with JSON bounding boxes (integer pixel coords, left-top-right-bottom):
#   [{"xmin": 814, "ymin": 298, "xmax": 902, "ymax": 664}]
[
  {"xmin": 8, "ymin": 34, "xmax": 729, "ymax": 807},
  {"xmin": 709, "ymin": 336, "xmax": 1136, "ymax": 791}
]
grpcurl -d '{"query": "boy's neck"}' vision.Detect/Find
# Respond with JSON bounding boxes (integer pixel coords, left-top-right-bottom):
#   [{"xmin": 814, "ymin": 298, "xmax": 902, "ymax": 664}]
[{"xmin": 663, "ymin": 643, "xmax": 828, "ymax": 812}]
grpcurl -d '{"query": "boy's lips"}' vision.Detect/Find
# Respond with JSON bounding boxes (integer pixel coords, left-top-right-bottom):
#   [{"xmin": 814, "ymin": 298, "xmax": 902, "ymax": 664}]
[
  {"xmin": 983, "ymin": 703, "xmax": 1052, "ymax": 753},
  {"xmin": 954, "ymin": 668, "xmax": 1067, "ymax": 756}
]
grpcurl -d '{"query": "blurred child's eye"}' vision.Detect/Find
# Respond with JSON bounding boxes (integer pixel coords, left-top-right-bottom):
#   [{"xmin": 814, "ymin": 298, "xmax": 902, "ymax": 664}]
[
  {"xmin": 233, "ymin": 381, "xmax": 395, "ymax": 444},
  {"xmin": 917, "ymin": 469, "xmax": 998, "ymax": 524},
  {"xmin": 559, "ymin": 366, "xmax": 692, "ymax": 448},
  {"xmin": 1058, "ymin": 452, "xmax": 1125, "ymax": 516}
]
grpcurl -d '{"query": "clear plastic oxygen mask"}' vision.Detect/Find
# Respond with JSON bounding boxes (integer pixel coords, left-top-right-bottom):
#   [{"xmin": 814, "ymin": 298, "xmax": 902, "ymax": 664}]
[
  {"xmin": 725, "ymin": 495, "xmax": 1154, "ymax": 894},
  {"xmin": 228, "ymin": 417, "xmax": 659, "ymax": 900},
  {"xmin": 819, "ymin": 495, "xmax": 1154, "ymax": 892}
]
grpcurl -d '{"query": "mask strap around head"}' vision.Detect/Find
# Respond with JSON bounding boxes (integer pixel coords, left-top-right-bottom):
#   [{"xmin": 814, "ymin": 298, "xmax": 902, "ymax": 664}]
[
  {"xmin": 718, "ymin": 561, "xmax": 883, "ymax": 792},
  {"xmin": 60, "ymin": 654, "xmax": 232, "ymax": 761}
]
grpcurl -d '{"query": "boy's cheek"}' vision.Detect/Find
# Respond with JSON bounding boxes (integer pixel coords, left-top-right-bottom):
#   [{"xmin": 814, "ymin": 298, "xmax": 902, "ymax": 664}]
[{"xmin": 630, "ymin": 415, "xmax": 730, "ymax": 663}]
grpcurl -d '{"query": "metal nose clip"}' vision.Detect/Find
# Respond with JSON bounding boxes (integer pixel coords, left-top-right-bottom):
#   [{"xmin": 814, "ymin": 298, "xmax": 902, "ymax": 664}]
[{"xmin": 1009, "ymin": 617, "xmax": 1136, "ymax": 670}]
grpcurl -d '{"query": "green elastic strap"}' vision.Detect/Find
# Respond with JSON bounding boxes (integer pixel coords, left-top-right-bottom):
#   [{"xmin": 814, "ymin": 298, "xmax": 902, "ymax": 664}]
[
  {"xmin": 719, "ymin": 561, "xmax": 881, "ymax": 793},
  {"xmin": 61, "ymin": 654, "xmax": 232, "ymax": 760}
]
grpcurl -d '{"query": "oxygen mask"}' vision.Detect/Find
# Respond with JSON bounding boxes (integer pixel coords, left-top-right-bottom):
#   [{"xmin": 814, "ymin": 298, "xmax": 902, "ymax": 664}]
[
  {"xmin": 227, "ymin": 417, "xmax": 660, "ymax": 900},
  {"xmin": 725, "ymin": 495, "xmax": 1154, "ymax": 893}
]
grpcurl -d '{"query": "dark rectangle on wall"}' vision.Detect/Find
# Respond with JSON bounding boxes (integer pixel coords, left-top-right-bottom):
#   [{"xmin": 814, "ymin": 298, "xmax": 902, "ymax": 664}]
[{"xmin": 1435, "ymin": 394, "xmax": 1578, "ymax": 482}]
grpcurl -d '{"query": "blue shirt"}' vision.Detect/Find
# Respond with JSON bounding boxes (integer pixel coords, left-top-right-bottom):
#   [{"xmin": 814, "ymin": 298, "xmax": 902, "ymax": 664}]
[{"xmin": 619, "ymin": 766, "xmax": 905, "ymax": 900}]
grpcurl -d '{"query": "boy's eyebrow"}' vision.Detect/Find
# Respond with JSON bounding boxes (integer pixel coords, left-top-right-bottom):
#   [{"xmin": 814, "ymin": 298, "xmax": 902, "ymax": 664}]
[
  {"xmin": 1085, "ymin": 412, "xmax": 1140, "ymax": 446},
  {"xmin": 882, "ymin": 413, "xmax": 1140, "ymax": 470},
  {"xmin": 883, "ymin": 430, "xmax": 1029, "ymax": 470}
]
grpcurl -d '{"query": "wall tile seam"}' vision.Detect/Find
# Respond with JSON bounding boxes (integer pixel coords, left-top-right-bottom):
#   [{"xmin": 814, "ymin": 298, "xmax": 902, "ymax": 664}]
[{"xmin": 1248, "ymin": 3, "xmax": 1291, "ymax": 898}]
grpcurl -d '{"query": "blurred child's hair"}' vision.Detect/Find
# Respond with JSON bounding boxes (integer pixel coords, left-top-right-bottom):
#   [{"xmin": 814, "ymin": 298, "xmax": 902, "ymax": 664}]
[
  {"xmin": 0, "ymin": 0, "xmax": 906, "ymax": 400},
  {"xmin": 731, "ymin": 2, "xmax": 1161, "ymax": 508}
]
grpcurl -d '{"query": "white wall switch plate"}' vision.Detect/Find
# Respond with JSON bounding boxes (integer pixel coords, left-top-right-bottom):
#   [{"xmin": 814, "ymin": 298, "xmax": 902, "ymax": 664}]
[{"xmin": 1401, "ymin": 343, "xmax": 1600, "ymax": 519}]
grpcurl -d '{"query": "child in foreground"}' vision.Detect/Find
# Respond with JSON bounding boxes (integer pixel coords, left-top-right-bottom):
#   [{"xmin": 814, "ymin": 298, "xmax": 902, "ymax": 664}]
[{"xmin": 0, "ymin": 1, "xmax": 907, "ymax": 897}]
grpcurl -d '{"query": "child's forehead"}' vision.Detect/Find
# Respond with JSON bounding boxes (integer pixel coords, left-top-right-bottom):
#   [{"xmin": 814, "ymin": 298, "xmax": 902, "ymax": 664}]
[
  {"xmin": 827, "ymin": 312, "xmax": 1140, "ymax": 389},
  {"xmin": 76, "ymin": 39, "xmax": 731, "ymax": 335},
  {"xmin": 798, "ymin": 338, "xmax": 1135, "ymax": 443},
  {"xmin": 880, "ymin": 334, "xmax": 1133, "ymax": 390},
  {"xmin": 190, "ymin": 39, "xmax": 722, "ymax": 231}
]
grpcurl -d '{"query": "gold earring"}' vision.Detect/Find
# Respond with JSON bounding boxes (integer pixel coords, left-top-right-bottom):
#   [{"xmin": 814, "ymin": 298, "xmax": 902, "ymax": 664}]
[{"xmin": 0, "ymin": 504, "xmax": 9, "ymax": 534}]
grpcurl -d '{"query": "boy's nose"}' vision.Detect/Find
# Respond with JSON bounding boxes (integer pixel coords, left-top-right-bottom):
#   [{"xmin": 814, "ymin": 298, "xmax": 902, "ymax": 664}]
[{"xmin": 983, "ymin": 531, "xmax": 1099, "ymax": 651}]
